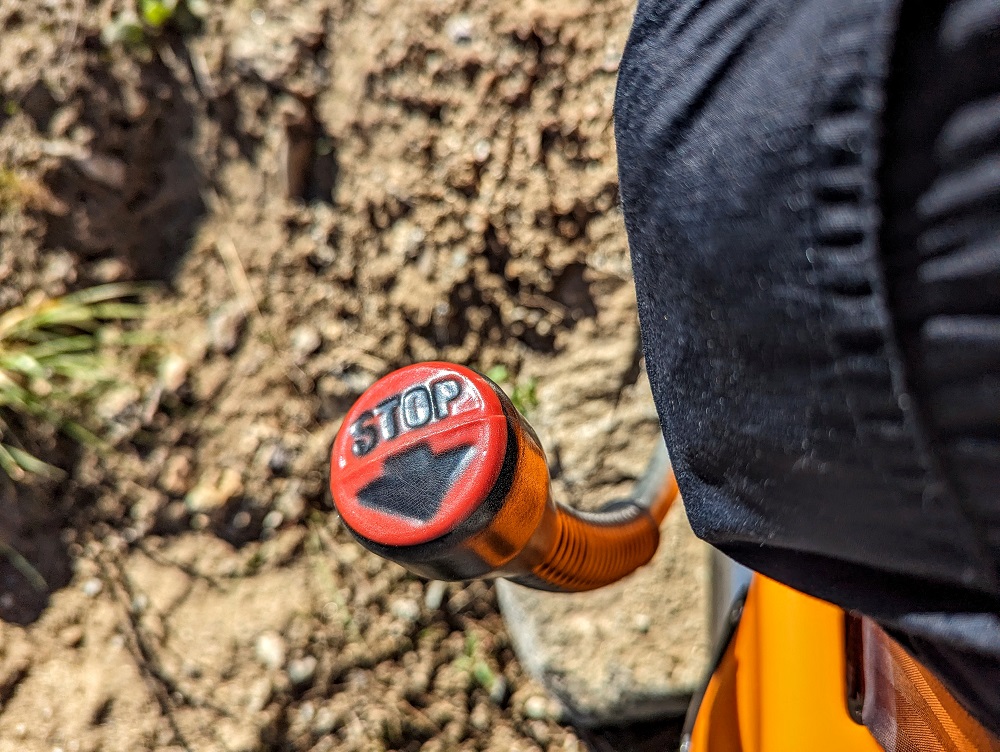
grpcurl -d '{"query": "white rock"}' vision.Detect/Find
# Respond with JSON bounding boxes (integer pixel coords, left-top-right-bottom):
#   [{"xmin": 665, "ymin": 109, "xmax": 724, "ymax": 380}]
[
  {"xmin": 424, "ymin": 580, "xmax": 447, "ymax": 611},
  {"xmin": 255, "ymin": 631, "xmax": 287, "ymax": 670},
  {"xmin": 524, "ymin": 695, "xmax": 548, "ymax": 720},
  {"xmin": 262, "ymin": 510, "xmax": 284, "ymax": 530},
  {"xmin": 158, "ymin": 352, "xmax": 189, "ymax": 392},
  {"xmin": 186, "ymin": 468, "xmax": 243, "ymax": 513},
  {"xmin": 390, "ymin": 598, "xmax": 420, "ymax": 623},
  {"xmin": 290, "ymin": 325, "xmax": 321, "ymax": 363},
  {"xmin": 472, "ymin": 140, "xmax": 491, "ymax": 163},
  {"xmin": 633, "ymin": 613, "xmax": 652, "ymax": 634},
  {"xmin": 287, "ymin": 655, "xmax": 318, "ymax": 686},
  {"xmin": 445, "ymin": 15, "xmax": 473, "ymax": 44},
  {"xmin": 312, "ymin": 705, "xmax": 337, "ymax": 735}
]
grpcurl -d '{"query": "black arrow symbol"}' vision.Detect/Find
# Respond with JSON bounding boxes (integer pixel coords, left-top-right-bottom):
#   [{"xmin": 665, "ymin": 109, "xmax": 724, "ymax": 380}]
[{"xmin": 356, "ymin": 442, "xmax": 476, "ymax": 523}]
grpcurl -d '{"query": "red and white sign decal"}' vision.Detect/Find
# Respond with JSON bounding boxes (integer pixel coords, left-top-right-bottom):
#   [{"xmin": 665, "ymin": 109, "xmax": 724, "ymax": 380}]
[{"xmin": 330, "ymin": 363, "xmax": 508, "ymax": 546}]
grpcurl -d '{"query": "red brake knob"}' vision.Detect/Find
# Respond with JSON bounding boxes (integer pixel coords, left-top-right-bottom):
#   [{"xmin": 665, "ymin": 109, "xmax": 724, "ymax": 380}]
[
  {"xmin": 330, "ymin": 362, "xmax": 509, "ymax": 548},
  {"xmin": 329, "ymin": 361, "xmax": 666, "ymax": 591}
]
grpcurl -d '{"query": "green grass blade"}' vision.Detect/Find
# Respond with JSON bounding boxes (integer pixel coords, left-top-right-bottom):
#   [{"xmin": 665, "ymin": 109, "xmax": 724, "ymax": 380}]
[
  {"xmin": 60, "ymin": 282, "xmax": 147, "ymax": 306},
  {"xmin": 23, "ymin": 334, "xmax": 99, "ymax": 360},
  {"xmin": 60, "ymin": 420, "xmax": 105, "ymax": 448},
  {"xmin": 0, "ymin": 351, "xmax": 45, "ymax": 379},
  {"xmin": 0, "ymin": 382, "xmax": 48, "ymax": 417},
  {"xmin": 116, "ymin": 330, "xmax": 161, "ymax": 348},
  {"xmin": 43, "ymin": 353, "xmax": 109, "ymax": 381},
  {"xmin": 0, "ymin": 283, "xmax": 147, "ymax": 481},
  {"xmin": 5, "ymin": 304, "xmax": 95, "ymax": 336},
  {"xmin": 0, "ymin": 540, "xmax": 48, "ymax": 592},
  {"xmin": 86, "ymin": 303, "xmax": 146, "ymax": 320},
  {"xmin": 0, "ymin": 442, "xmax": 26, "ymax": 481},
  {"xmin": 3, "ymin": 445, "xmax": 64, "ymax": 480}
]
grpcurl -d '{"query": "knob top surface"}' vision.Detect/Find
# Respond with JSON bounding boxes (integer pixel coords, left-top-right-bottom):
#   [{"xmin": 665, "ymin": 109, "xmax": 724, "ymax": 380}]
[{"xmin": 330, "ymin": 362, "xmax": 508, "ymax": 546}]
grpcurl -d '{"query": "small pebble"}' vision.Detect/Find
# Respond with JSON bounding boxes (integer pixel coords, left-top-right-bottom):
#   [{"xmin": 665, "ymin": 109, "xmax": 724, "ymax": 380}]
[
  {"xmin": 488, "ymin": 675, "xmax": 508, "ymax": 705},
  {"xmin": 255, "ymin": 631, "xmax": 287, "ymax": 670},
  {"xmin": 183, "ymin": 661, "xmax": 203, "ymax": 679},
  {"xmin": 207, "ymin": 303, "xmax": 246, "ymax": 355},
  {"xmin": 469, "ymin": 703, "xmax": 490, "ymax": 731},
  {"xmin": 424, "ymin": 580, "xmax": 447, "ymax": 611},
  {"xmin": 186, "ymin": 468, "xmax": 243, "ymax": 512},
  {"xmin": 546, "ymin": 697, "xmax": 566, "ymax": 722},
  {"xmin": 390, "ymin": 598, "xmax": 421, "ymax": 623},
  {"xmin": 246, "ymin": 677, "xmax": 272, "ymax": 713},
  {"xmin": 463, "ymin": 213, "xmax": 487, "ymax": 233},
  {"xmin": 307, "ymin": 244, "xmax": 335, "ymax": 269},
  {"xmin": 524, "ymin": 695, "xmax": 549, "ymax": 720},
  {"xmin": 276, "ymin": 483, "xmax": 306, "ymax": 522},
  {"xmin": 445, "ymin": 15, "xmax": 473, "ymax": 44},
  {"xmin": 528, "ymin": 720, "xmax": 552, "ymax": 746},
  {"xmin": 92, "ymin": 258, "xmax": 128, "ymax": 283},
  {"xmin": 158, "ymin": 352, "xmax": 189, "ymax": 392},
  {"xmin": 472, "ymin": 139, "xmax": 491, "ymax": 163},
  {"xmin": 633, "ymin": 613, "xmax": 652, "ymax": 634},
  {"xmin": 262, "ymin": 510, "xmax": 284, "ymax": 530},
  {"xmin": 601, "ymin": 46, "xmax": 621, "ymax": 73},
  {"xmin": 95, "ymin": 386, "xmax": 139, "ymax": 422},
  {"xmin": 290, "ymin": 325, "xmax": 322, "ymax": 363},
  {"xmin": 266, "ymin": 443, "xmax": 293, "ymax": 475},
  {"xmin": 60, "ymin": 625, "xmax": 84, "ymax": 647},
  {"xmin": 161, "ymin": 501, "xmax": 188, "ymax": 526},
  {"xmin": 297, "ymin": 701, "xmax": 316, "ymax": 723},
  {"xmin": 335, "ymin": 544, "xmax": 360, "ymax": 566},
  {"xmin": 390, "ymin": 223, "xmax": 425, "ymax": 258},
  {"xmin": 287, "ymin": 655, "xmax": 318, "ymax": 686},
  {"xmin": 312, "ymin": 705, "xmax": 337, "ymax": 735},
  {"xmin": 159, "ymin": 454, "xmax": 192, "ymax": 496},
  {"xmin": 405, "ymin": 670, "xmax": 430, "ymax": 699},
  {"xmin": 82, "ymin": 578, "xmax": 103, "ymax": 598},
  {"xmin": 231, "ymin": 510, "xmax": 252, "ymax": 529},
  {"xmin": 41, "ymin": 253, "xmax": 75, "ymax": 293}
]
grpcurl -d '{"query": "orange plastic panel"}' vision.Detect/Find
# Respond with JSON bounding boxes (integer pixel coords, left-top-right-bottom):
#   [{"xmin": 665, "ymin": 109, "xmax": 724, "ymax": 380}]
[{"xmin": 689, "ymin": 576, "xmax": 884, "ymax": 752}]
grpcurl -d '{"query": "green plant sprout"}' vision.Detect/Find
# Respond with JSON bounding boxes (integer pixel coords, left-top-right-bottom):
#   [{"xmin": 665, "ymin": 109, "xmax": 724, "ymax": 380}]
[
  {"xmin": 0, "ymin": 283, "xmax": 144, "ymax": 481},
  {"xmin": 141, "ymin": 0, "xmax": 180, "ymax": 28},
  {"xmin": 452, "ymin": 629, "xmax": 506, "ymax": 701},
  {"xmin": 102, "ymin": 0, "xmax": 208, "ymax": 49},
  {"xmin": 0, "ymin": 169, "xmax": 26, "ymax": 209},
  {"xmin": 486, "ymin": 365, "xmax": 539, "ymax": 416}
]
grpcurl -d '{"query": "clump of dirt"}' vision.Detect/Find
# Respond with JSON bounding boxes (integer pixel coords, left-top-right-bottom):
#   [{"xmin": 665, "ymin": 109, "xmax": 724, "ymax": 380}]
[{"xmin": 0, "ymin": 0, "xmax": 706, "ymax": 749}]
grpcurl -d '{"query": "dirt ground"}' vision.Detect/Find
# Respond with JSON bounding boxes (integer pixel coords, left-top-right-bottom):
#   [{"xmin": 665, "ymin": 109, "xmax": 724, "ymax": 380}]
[{"xmin": 0, "ymin": 0, "xmax": 706, "ymax": 750}]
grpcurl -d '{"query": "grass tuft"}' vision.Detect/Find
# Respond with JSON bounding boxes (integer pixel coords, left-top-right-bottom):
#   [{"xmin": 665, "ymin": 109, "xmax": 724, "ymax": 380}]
[
  {"xmin": 0, "ymin": 284, "xmax": 145, "ymax": 481},
  {"xmin": 485, "ymin": 365, "xmax": 539, "ymax": 416}
]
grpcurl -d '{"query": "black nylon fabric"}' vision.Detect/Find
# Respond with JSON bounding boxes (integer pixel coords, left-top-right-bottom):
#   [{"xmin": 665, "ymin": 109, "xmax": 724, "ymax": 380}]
[{"xmin": 615, "ymin": 0, "xmax": 1000, "ymax": 733}]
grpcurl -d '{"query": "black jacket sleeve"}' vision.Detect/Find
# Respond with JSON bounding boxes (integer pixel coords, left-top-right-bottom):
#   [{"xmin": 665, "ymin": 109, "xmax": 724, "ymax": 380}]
[{"xmin": 614, "ymin": 0, "xmax": 1000, "ymax": 733}]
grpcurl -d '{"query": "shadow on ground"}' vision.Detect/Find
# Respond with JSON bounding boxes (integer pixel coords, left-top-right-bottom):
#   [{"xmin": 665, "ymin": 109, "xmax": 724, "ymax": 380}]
[
  {"xmin": 36, "ymin": 44, "xmax": 206, "ymax": 282},
  {"xmin": 580, "ymin": 717, "xmax": 684, "ymax": 752},
  {"xmin": 0, "ymin": 478, "xmax": 73, "ymax": 624}
]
